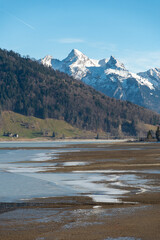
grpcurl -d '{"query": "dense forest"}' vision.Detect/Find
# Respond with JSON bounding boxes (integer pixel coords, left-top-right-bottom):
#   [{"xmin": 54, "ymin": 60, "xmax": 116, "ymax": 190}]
[{"xmin": 0, "ymin": 48, "xmax": 160, "ymax": 137}]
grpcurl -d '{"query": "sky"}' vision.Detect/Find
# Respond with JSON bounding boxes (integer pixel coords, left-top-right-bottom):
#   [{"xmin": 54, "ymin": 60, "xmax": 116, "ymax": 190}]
[{"xmin": 0, "ymin": 0, "xmax": 160, "ymax": 72}]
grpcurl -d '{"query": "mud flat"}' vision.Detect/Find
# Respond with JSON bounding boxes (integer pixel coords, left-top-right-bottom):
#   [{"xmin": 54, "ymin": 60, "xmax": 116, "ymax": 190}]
[{"xmin": 0, "ymin": 142, "xmax": 159, "ymax": 240}]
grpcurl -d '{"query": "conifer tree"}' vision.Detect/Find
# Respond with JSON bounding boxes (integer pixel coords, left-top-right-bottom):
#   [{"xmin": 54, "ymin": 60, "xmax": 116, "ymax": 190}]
[
  {"xmin": 147, "ymin": 130, "xmax": 153, "ymax": 140},
  {"xmin": 156, "ymin": 126, "xmax": 160, "ymax": 141}
]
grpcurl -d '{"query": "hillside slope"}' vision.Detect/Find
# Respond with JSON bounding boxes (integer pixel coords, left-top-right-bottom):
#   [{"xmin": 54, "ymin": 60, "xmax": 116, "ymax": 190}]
[
  {"xmin": 0, "ymin": 111, "xmax": 93, "ymax": 139},
  {"xmin": 0, "ymin": 48, "xmax": 160, "ymax": 137}
]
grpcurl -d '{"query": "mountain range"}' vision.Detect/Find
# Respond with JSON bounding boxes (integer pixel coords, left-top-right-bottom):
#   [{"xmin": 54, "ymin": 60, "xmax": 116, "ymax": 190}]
[
  {"xmin": 0, "ymin": 48, "xmax": 160, "ymax": 138},
  {"xmin": 41, "ymin": 49, "xmax": 160, "ymax": 113}
]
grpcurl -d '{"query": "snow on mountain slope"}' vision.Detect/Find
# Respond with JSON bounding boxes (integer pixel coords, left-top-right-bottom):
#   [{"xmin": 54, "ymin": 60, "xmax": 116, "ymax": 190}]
[
  {"xmin": 138, "ymin": 68, "xmax": 160, "ymax": 88},
  {"xmin": 105, "ymin": 55, "xmax": 125, "ymax": 70},
  {"xmin": 41, "ymin": 55, "xmax": 52, "ymax": 67},
  {"xmin": 41, "ymin": 50, "xmax": 153, "ymax": 89},
  {"xmin": 41, "ymin": 49, "xmax": 100, "ymax": 80},
  {"xmin": 60, "ymin": 49, "xmax": 99, "ymax": 80},
  {"xmin": 40, "ymin": 49, "xmax": 160, "ymax": 113}
]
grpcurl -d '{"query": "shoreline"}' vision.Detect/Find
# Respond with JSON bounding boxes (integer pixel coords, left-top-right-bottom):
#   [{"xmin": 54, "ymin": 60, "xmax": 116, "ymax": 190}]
[{"xmin": 0, "ymin": 138, "xmax": 135, "ymax": 143}]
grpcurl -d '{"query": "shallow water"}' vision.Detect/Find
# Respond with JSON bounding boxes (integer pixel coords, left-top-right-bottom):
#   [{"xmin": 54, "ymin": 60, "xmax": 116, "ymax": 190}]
[
  {"xmin": 0, "ymin": 205, "xmax": 146, "ymax": 225},
  {"xmin": 0, "ymin": 142, "xmax": 159, "ymax": 203},
  {"xmin": 0, "ymin": 169, "xmax": 157, "ymax": 203},
  {"xmin": 0, "ymin": 140, "xmax": 124, "ymax": 148}
]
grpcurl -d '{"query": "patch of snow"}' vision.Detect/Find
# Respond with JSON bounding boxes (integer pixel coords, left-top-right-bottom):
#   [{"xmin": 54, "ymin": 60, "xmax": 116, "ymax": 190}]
[
  {"xmin": 106, "ymin": 56, "xmax": 126, "ymax": 70},
  {"xmin": 4, "ymin": 166, "xmax": 56, "ymax": 173},
  {"xmin": 31, "ymin": 153, "xmax": 54, "ymax": 161},
  {"xmin": 89, "ymin": 194, "xmax": 122, "ymax": 203},
  {"xmin": 98, "ymin": 58, "xmax": 108, "ymax": 67},
  {"xmin": 62, "ymin": 161, "xmax": 88, "ymax": 167},
  {"xmin": 41, "ymin": 55, "xmax": 52, "ymax": 67},
  {"xmin": 93, "ymin": 205, "xmax": 102, "ymax": 209},
  {"xmin": 138, "ymin": 68, "xmax": 160, "ymax": 88}
]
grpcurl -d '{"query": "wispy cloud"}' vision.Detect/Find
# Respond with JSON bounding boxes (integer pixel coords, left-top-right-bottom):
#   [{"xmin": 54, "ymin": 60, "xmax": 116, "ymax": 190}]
[
  {"xmin": 58, "ymin": 38, "xmax": 85, "ymax": 44},
  {"xmin": 13, "ymin": 15, "xmax": 35, "ymax": 30},
  {"xmin": 3, "ymin": 10, "xmax": 35, "ymax": 30}
]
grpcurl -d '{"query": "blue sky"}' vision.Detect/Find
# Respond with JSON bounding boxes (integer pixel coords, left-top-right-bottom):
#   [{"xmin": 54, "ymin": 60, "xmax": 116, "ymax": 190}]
[{"xmin": 0, "ymin": 0, "xmax": 160, "ymax": 72}]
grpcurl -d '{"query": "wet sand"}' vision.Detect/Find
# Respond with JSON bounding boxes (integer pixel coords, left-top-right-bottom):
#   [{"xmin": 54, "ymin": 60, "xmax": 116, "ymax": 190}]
[{"xmin": 0, "ymin": 142, "xmax": 160, "ymax": 240}]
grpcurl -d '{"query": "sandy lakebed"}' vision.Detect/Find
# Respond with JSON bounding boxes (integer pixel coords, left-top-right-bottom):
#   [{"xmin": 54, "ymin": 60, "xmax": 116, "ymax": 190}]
[{"xmin": 0, "ymin": 140, "xmax": 159, "ymax": 240}]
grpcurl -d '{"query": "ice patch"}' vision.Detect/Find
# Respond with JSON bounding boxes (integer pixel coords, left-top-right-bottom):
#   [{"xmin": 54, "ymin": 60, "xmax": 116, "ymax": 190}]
[
  {"xmin": 89, "ymin": 195, "xmax": 122, "ymax": 203},
  {"xmin": 31, "ymin": 153, "xmax": 55, "ymax": 162},
  {"xmin": 3, "ymin": 166, "xmax": 56, "ymax": 173},
  {"xmin": 62, "ymin": 161, "xmax": 88, "ymax": 166},
  {"xmin": 93, "ymin": 205, "xmax": 101, "ymax": 209}
]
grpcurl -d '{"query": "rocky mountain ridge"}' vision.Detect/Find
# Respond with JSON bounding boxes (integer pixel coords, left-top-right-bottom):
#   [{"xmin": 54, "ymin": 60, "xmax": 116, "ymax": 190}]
[{"xmin": 41, "ymin": 49, "xmax": 160, "ymax": 113}]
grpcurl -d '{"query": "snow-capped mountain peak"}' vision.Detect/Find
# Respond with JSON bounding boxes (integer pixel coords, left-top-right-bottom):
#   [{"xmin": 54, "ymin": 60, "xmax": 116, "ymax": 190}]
[
  {"xmin": 41, "ymin": 55, "xmax": 52, "ymax": 67},
  {"xmin": 63, "ymin": 49, "xmax": 97, "ymax": 67},
  {"xmin": 57, "ymin": 49, "xmax": 99, "ymax": 80},
  {"xmin": 64, "ymin": 49, "xmax": 84, "ymax": 62},
  {"xmin": 40, "ymin": 49, "xmax": 160, "ymax": 113},
  {"xmin": 70, "ymin": 48, "xmax": 84, "ymax": 57},
  {"xmin": 106, "ymin": 56, "xmax": 126, "ymax": 70}
]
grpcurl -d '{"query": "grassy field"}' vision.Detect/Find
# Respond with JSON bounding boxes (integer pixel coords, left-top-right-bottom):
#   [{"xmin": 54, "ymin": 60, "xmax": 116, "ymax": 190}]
[
  {"xmin": 0, "ymin": 111, "xmax": 156, "ymax": 140},
  {"xmin": 0, "ymin": 111, "xmax": 95, "ymax": 139}
]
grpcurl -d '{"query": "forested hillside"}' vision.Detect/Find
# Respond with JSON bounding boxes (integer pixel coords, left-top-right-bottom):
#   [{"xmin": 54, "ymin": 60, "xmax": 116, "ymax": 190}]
[{"xmin": 0, "ymin": 48, "xmax": 160, "ymax": 137}]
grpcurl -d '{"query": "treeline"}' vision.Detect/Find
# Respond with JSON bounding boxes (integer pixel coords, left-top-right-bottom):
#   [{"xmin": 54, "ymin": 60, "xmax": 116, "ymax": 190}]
[
  {"xmin": 146, "ymin": 126, "xmax": 160, "ymax": 141},
  {"xmin": 0, "ymin": 48, "xmax": 160, "ymax": 137}
]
